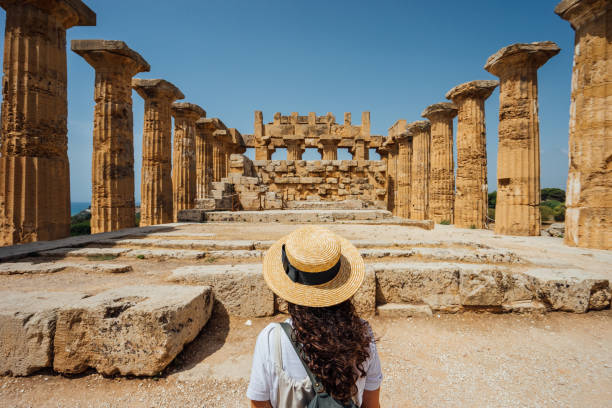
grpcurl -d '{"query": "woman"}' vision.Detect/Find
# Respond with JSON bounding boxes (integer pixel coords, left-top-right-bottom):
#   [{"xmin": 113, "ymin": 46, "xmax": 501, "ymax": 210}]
[{"xmin": 247, "ymin": 226, "xmax": 382, "ymax": 407}]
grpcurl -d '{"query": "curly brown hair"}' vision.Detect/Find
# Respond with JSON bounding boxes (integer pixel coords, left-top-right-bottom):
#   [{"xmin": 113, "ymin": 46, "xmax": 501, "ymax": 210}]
[{"xmin": 287, "ymin": 300, "xmax": 373, "ymax": 403}]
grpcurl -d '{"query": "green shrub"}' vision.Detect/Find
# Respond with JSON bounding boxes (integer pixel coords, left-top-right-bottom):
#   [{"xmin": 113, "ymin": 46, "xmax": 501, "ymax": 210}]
[
  {"xmin": 540, "ymin": 205, "xmax": 554, "ymax": 221},
  {"xmin": 541, "ymin": 188, "xmax": 565, "ymax": 203},
  {"xmin": 469, "ymin": 224, "xmax": 476, "ymax": 229},
  {"xmin": 488, "ymin": 208, "xmax": 495, "ymax": 221},
  {"xmin": 542, "ymin": 199, "xmax": 562, "ymax": 209},
  {"xmin": 553, "ymin": 203, "xmax": 566, "ymax": 222},
  {"xmin": 488, "ymin": 191, "xmax": 497, "ymax": 209},
  {"xmin": 136, "ymin": 254, "xmax": 145, "ymax": 260},
  {"xmin": 440, "ymin": 220, "xmax": 451, "ymax": 225},
  {"xmin": 70, "ymin": 221, "xmax": 91, "ymax": 236},
  {"xmin": 135, "ymin": 213, "xmax": 141, "ymax": 227}
]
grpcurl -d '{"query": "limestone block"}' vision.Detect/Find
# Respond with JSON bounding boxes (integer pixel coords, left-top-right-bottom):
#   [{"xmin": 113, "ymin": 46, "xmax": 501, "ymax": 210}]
[
  {"xmin": 525, "ymin": 269, "xmax": 611, "ymax": 313},
  {"xmin": 373, "ymin": 263, "xmax": 461, "ymax": 310},
  {"xmin": 167, "ymin": 264, "xmax": 274, "ymax": 317},
  {"xmin": 177, "ymin": 209, "xmax": 206, "ymax": 222},
  {"xmin": 239, "ymin": 192, "xmax": 262, "ymax": 211},
  {"xmin": 352, "ymin": 268, "xmax": 376, "ymax": 317},
  {"xmin": 0, "ymin": 291, "xmax": 88, "ymax": 376},
  {"xmin": 53, "ymin": 285, "xmax": 213, "ymax": 376},
  {"xmin": 459, "ymin": 269, "xmax": 506, "ymax": 306},
  {"xmin": 376, "ymin": 303, "xmax": 433, "ymax": 318}
]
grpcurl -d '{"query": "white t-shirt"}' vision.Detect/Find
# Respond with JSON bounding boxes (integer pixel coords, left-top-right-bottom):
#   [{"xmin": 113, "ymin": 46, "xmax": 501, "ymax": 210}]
[{"xmin": 246, "ymin": 319, "xmax": 383, "ymax": 407}]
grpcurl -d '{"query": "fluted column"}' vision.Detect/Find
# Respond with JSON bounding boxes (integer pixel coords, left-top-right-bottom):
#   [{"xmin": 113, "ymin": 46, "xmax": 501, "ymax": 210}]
[
  {"xmin": 195, "ymin": 118, "xmax": 211, "ymax": 200},
  {"xmin": 319, "ymin": 135, "xmax": 341, "ymax": 160},
  {"xmin": 383, "ymin": 139, "xmax": 398, "ymax": 214},
  {"xmin": 422, "ymin": 103, "xmax": 458, "ymax": 223},
  {"xmin": 556, "ymin": 0, "xmax": 612, "ymax": 249},
  {"xmin": 171, "ymin": 102, "xmax": 205, "ymax": 221},
  {"xmin": 71, "ymin": 40, "xmax": 149, "ymax": 234},
  {"xmin": 485, "ymin": 42, "xmax": 560, "ymax": 236},
  {"xmin": 0, "ymin": 0, "xmax": 95, "ymax": 245},
  {"xmin": 409, "ymin": 121, "xmax": 432, "ymax": 220},
  {"xmin": 396, "ymin": 131, "xmax": 413, "ymax": 218},
  {"xmin": 285, "ymin": 136, "xmax": 305, "ymax": 160},
  {"xmin": 132, "ymin": 79, "xmax": 184, "ymax": 226},
  {"xmin": 212, "ymin": 130, "xmax": 225, "ymax": 182},
  {"xmin": 446, "ymin": 80, "xmax": 498, "ymax": 229}
]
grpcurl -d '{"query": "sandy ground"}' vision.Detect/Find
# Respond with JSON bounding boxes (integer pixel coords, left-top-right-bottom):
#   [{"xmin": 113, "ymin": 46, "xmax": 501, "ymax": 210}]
[{"xmin": 1, "ymin": 310, "xmax": 611, "ymax": 408}]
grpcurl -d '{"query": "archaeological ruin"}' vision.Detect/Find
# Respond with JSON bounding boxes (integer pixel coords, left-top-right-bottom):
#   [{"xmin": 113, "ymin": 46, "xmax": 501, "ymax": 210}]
[{"xmin": 0, "ymin": 0, "xmax": 610, "ymax": 394}]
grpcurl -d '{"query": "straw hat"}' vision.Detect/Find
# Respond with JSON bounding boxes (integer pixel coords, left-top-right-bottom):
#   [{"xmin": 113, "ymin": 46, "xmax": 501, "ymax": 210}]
[{"xmin": 263, "ymin": 226, "xmax": 365, "ymax": 307}]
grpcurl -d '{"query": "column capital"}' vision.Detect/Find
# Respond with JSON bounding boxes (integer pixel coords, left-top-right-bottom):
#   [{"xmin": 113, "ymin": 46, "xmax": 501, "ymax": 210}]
[
  {"xmin": 422, "ymin": 102, "xmax": 458, "ymax": 121},
  {"xmin": 132, "ymin": 78, "xmax": 184, "ymax": 101},
  {"xmin": 555, "ymin": 0, "xmax": 610, "ymax": 30},
  {"xmin": 407, "ymin": 120, "xmax": 431, "ymax": 134},
  {"xmin": 0, "ymin": 0, "xmax": 96, "ymax": 28},
  {"xmin": 446, "ymin": 80, "xmax": 498, "ymax": 102},
  {"xmin": 485, "ymin": 42, "xmax": 560, "ymax": 77},
  {"xmin": 71, "ymin": 39, "xmax": 150, "ymax": 74},
  {"xmin": 172, "ymin": 102, "xmax": 206, "ymax": 120}
]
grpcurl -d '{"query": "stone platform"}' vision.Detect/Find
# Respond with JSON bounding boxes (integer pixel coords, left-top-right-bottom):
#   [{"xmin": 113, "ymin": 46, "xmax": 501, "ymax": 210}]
[{"xmin": 0, "ymin": 222, "xmax": 610, "ymax": 378}]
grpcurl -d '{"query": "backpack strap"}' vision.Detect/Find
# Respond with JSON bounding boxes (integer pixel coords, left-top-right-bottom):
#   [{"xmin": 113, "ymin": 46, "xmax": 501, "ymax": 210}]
[{"xmin": 279, "ymin": 322, "xmax": 325, "ymax": 394}]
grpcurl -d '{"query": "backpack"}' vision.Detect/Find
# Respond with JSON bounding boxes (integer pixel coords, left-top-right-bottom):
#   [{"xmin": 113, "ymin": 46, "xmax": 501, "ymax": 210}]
[{"xmin": 279, "ymin": 323, "xmax": 359, "ymax": 408}]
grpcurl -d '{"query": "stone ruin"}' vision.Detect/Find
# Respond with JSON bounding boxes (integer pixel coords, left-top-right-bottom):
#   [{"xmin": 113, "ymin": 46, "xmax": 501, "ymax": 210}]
[
  {"xmin": 0, "ymin": 0, "xmax": 609, "ymax": 249},
  {"xmin": 0, "ymin": 0, "xmax": 610, "ymax": 382}
]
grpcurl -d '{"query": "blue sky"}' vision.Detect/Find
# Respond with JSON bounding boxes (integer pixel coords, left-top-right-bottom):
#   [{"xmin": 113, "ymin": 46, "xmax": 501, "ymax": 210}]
[{"xmin": 0, "ymin": 0, "xmax": 574, "ymax": 202}]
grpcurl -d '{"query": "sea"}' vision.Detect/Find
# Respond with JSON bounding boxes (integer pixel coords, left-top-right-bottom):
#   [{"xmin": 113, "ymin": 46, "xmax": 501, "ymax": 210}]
[{"xmin": 71, "ymin": 202, "xmax": 90, "ymax": 216}]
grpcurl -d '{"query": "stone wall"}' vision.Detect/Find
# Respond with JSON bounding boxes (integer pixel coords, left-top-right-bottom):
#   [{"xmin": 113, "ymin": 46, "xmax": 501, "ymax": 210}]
[{"xmin": 227, "ymin": 154, "xmax": 387, "ymax": 209}]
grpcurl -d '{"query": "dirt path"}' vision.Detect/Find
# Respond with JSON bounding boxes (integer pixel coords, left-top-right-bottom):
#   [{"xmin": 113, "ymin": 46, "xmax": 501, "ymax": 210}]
[{"xmin": 2, "ymin": 311, "xmax": 611, "ymax": 408}]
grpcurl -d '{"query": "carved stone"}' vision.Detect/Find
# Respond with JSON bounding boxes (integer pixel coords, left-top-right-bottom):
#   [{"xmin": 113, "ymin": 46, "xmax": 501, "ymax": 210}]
[
  {"xmin": 395, "ymin": 131, "xmax": 413, "ymax": 219},
  {"xmin": 71, "ymin": 40, "xmax": 149, "ymax": 233},
  {"xmin": 485, "ymin": 42, "xmax": 560, "ymax": 236},
  {"xmin": 0, "ymin": 0, "xmax": 95, "ymax": 245},
  {"xmin": 408, "ymin": 121, "xmax": 432, "ymax": 220},
  {"xmin": 132, "ymin": 79, "xmax": 184, "ymax": 226},
  {"xmin": 422, "ymin": 102, "xmax": 458, "ymax": 223},
  {"xmin": 446, "ymin": 80, "xmax": 498, "ymax": 229},
  {"xmin": 172, "ymin": 102, "xmax": 205, "ymax": 221},
  {"xmin": 556, "ymin": 0, "xmax": 612, "ymax": 249}
]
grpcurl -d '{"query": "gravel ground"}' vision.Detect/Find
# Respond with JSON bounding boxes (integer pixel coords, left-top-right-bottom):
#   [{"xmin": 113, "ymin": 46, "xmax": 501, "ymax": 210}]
[{"xmin": 1, "ymin": 310, "xmax": 611, "ymax": 408}]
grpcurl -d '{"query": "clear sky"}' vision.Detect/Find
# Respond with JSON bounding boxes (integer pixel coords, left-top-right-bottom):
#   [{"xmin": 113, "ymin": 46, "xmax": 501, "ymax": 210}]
[{"xmin": 0, "ymin": 0, "xmax": 574, "ymax": 202}]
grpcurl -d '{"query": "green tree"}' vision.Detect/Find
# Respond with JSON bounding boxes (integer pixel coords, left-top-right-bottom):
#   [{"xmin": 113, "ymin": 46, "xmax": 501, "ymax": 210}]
[
  {"xmin": 541, "ymin": 188, "xmax": 565, "ymax": 203},
  {"xmin": 488, "ymin": 191, "xmax": 497, "ymax": 209}
]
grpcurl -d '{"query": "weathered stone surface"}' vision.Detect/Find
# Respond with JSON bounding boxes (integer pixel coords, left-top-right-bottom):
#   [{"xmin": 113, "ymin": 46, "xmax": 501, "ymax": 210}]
[
  {"xmin": 422, "ymin": 103, "xmax": 458, "ymax": 223},
  {"xmin": 556, "ymin": 0, "xmax": 612, "ymax": 249},
  {"xmin": 172, "ymin": 103, "xmax": 206, "ymax": 222},
  {"xmin": 485, "ymin": 42, "xmax": 560, "ymax": 236},
  {"xmin": 53, "ymin": 285, "xmax": 213, "ymax": 376},
  {"xmin": 408, "ymin": 121, "xmax": 431, "ymax": 220},
  {"xmin": 0, "ymin": 0, "xmax": 95, "ymax": 245},
  {"xmin": 359, "ymin": 248, "xmax": 521, "ymax": 263},
  {"xmin": 0, "ymin": 261, "xmax": 131, "ymax": 275},
  {"xmin": 352, "ymin": 268, "xmax": 376, "ymax": 317},
  {"xmin": 132, "ymin": 79, "xmax": 184, "ymax": 226},
  {"xmin": 0, "ymin": 291, "xmax": 88, "ymax": 376},
  {"xmin": 446, "ymin": 80, "xmax": 498, "ymax": 229},
  {"xmin": 376, "ymin": 303, "xmax": 433, "ymax": 318},
  {"xmin": 127, "ymin": 248, "xmax": 205, "ymax": 260},
  {"xmin": 167, "ymin": 264, "xmax": 274, "ymax": 317},
  {"xmin": 40, "ymin": 247, "xmax": 131, "ymax": 258},
  {"xmin": 72, "ymin": 40, "xmax": 149, "ymax": 233}
]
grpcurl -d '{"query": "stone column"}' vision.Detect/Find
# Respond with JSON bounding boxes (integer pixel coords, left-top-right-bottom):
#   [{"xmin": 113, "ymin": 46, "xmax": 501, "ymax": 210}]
[
  {"xmin": 319, "ymin": 135, "xmax": 341, "ymax": 160},
  {"xmin": 395, "ymin": 131, "xmax": 413, "ymax": 218},
  {"xmin": 422, "ymin": 102, "xmax": 458, "ymax": 224},
  {"xmin": 383, "ymin": 138, "xmax": 398, "ymax": 214},
  {"xmin": 254, "ymin": 110, "xmax": 270, "ymax": 160},
  {"xmin": 409, "ymin": 121, "xmax": 432, "ymax": 220},
  {"xmin": 485, "ymin": 42, "xmax": 560, "ymax": 236},
  {"xmin": 132, "ymin": 79, "xmax": 184, "ymax": 226},
  {"xmin": 212, "ymin": 130, "xmax": 226, "ymax": 181},
  {"xmin": 556, "ymin": 0, "xmax": 612, "ymax": 250},
  {"xmin": 71, "ymin": 40, "xmax": 149, "ymax": 234},
  {"xmin": 446, "ymin": 80, "xmax": 498, "ymax": 229},
  {"xmin": 171, "ymin": 102, "xmax": 205, "ymax": 222},
  {"xmin": 285, "ymin": 136, "xmax": 305, "ymax": 160},
  {"xmin": 195, "ymin": 118, "xmax": 211, "ymax": 200},
  {"xmin": 0, "ymin": 0, "xmax": 95, "ymax": 245}
]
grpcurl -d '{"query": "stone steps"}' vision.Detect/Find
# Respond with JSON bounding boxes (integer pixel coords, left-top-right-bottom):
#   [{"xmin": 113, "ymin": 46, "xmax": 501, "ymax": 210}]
[
  {"xmin": 166, "ymin": 261, "xmax": 611, "ymax": 317},
  {"xmin": 284, "ymin": 200, "xmax": 371, "ymax": 210},
  {"xmin": 38, "ymin": 244, "xmax": 520, "ymax": 265},
  {"xmin": 0, "ymin": 261, "xmax": 132, "ymax": 275}
]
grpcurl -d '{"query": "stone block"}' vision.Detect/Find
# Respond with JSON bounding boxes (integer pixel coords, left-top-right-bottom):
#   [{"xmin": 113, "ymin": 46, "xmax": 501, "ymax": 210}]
[
  {"xmin": 177, "ymin": 209, "xmax": 206, "ymax": 222},
  {"xmin": 53, "ymin": 285, "xmax": 213, "ymax": 376},
  {"xmin": 167, "ymin": 264, "xmax": 274, "ymax": 318},
  {"xmin": 376, "ymin": 303, "xmax": 433, "ymax": 318},
  {"xmin": 239, "ymin": 192, "xmax": 261, "ymax": 210},
  {"xmin": 0, "ymin": 291, "xmax": 88, "ymax": 376},
  {"xmin": 195, "ymin": 198, "xmax": 216, "ymax": 210},
  {"xmin": 352, "ymin": 268, "xmax": 376, "ymax": 317},
  {"xmin": 459, "ymin": 268, "xmax": 506, "ymax": 306}
]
